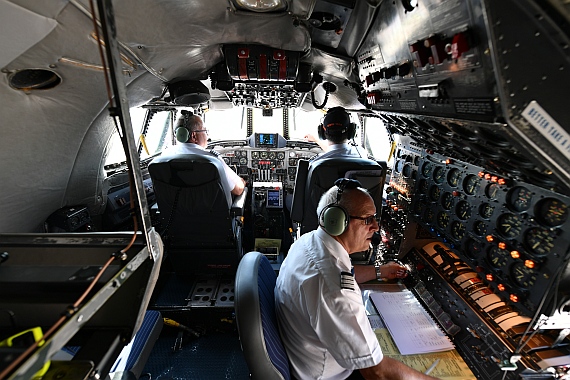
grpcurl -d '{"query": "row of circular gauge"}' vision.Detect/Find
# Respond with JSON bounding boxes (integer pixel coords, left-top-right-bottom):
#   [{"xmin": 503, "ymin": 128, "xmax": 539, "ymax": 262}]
[
  {"xmin": 223, "ymin": 150, "xmax": 287, "ymax": 165},
  {"xmin": 463, "ymin": 238, "xmax": 540, "ymax": 290}
]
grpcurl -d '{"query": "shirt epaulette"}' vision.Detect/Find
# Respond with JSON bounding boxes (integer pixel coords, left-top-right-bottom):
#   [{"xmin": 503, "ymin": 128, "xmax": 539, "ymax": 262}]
[
  {"xmin": 209, "ymin": 149, "xmax": 220, "ymax": 157},
  {"xmin": 340, "ymin": 271, "xmax": 355, "ymax": 291}
]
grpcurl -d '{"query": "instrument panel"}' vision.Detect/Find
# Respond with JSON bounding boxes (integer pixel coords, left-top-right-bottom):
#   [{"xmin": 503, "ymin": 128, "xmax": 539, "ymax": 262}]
[
  {"xmin": 210, "ymin": 142, "xmax": 320, "ymax": 193},
  {"xmin": 392, "ymin": 144, "xmax": 570, "ymax": 317}
]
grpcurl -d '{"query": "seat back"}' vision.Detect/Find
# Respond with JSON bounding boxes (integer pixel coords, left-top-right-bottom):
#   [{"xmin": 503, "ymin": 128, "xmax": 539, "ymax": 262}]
[
  {"xmin": 148, "ymin": 154, "xmax": 241, "ymax": 273},
  {"xmin": 234, "ymin": 252, "xmax": 291, "ymax": 380},
  {"xmin": 291, "ymin": 157, "xmax": 387, "ymax": 235}
]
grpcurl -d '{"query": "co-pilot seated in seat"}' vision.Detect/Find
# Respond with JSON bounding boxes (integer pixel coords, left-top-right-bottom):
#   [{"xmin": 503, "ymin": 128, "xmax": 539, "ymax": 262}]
[{"xmin": 160, "ymin": 111, "xmax": 245, "ymax": 196}]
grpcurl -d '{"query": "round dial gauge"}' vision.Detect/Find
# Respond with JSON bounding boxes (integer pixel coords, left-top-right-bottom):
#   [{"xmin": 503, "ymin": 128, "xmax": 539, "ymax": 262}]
[
  {"xmin": 421, "ymin": 162, "xmax": 433, "ymax": 177},
  {"xmin": 424, "ymin": 208, "xmax": 435, "ymax": 224},
  {"xmin": 433, "ymin": 166, "xmax": 445, "ymax": 184},
  {"xmin": 239, "ymin": 157, "xmax": 248, "ymax": 165},
  {"xmin": 463, "ymin": 175, "xmax": 481, "ymax": 195},
  {"xmin": 277, "ymin": 152, "xmax": 285, "ymax": 160},
  {"xmin": 487, "ymin": 246, "xmax": 510, "ymax": 269},
  {"xmin": 474, "ymin": 221, "xmax": 488, "ymax": 236},
  {"xmin": 437, "ymin": 212, "xmax": 450, "ymax": 228},
  {"xmin": 507, "ymin": 186, "xmax": 533, "ymax": 212},
  {"xmin": 418, "ymin": 179, "xmax": 429, "ymax": 194},
  {"xmin": 456, "ymin": 200, "xmax": 472, "ymax": 220},
  {"xmin": 441, "ymin": 192, "xmax": 454, "ymax": 210},
  {"xmin": 451, "ymin": 221, "xmax": 466, "ymax": 240},
  {"xmin": 479, "ymin": 203, "xmax": 495, "ymax": 219},
  {"xmin": 429, "ymin": 185, "xmax": 441, "ymax": 202},
  {"xmin": 465, "ymin": 238, "xmax": 483, "ymax": 259},
  {"xmin": 536, "ymin": 198, "xmax": 569, "ymax": 227},
  {"xmin": 260, "ymin": 151, "xmax": 268, "ymax": 159},
  {"xmin": 497, "ymin": 213, "xmax": 523, "ymax": 239},
  {"xmin": 223, "ymin": 157, "xmax": 230, "ymax": 165},
  {"xmin": 414, "ymin": 199, "xmax": 427, "ymax": 216},
  {"xmin": 486, "ymin": 183, "xmax": 500, "ymax": 200},
  {"xmin": 395, "ymin": 160, "xmax": 405, "ymax": 173},
  {"xmin": 252, "ymin": 151, "xmax": 259, "ymax": 159},
  {"xmin": 403, "ymin": 164, "xmax": 413, "ymax": 178},
  {"xmin": 524, "ymin": 227, "xmax": 556, "ymax": 257},
  {"xmin": 268, "ymin": 152, "xmax": 276, "ymax": 159},
  {"xmin": 510, "ymin": 262, "xmax": 538, "ymax": 289},
  {"xmin": 447, "ymin": 168, "xmax": 461, "ymax": 187},
  {"xmin": 289, "ymin": 151, "xmax": 296, "ymax": 157}
]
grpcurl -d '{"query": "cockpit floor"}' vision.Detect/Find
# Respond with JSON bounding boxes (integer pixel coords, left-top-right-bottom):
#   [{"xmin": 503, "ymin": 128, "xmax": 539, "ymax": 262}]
[{"xmin": 142, "ymin": 325, "xmax": 249, "ymax": 379}]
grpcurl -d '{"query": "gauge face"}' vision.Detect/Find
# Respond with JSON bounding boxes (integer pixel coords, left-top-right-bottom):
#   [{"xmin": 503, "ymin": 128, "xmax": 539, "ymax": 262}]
[
  {"xmin": 260, "ymin": 151, "xmax": 268, "ymax": 159},
  {"xmin": 418, "ymin": 179, "xmax": 429, "ymax": 194},
  {"xmin": 252, "ymin": 151, "xmax": 259, "ymax": 159},
  {"xmin": 474, "ymin": 221, "xmax": 488, "ymax": 236},
  {"xmin": 507, "ymin": 186, "xmax": 533, "ymax": 212},
  {"xmin": 289, "ymin": 158, "xmax": 297, "ymax": 166},
  {"xmin": 277, "ymin": 152, "xmax": 285, "ymax": 160},
  {"xmin": 403, "ymin": 164, "xmax": 413, "ymax": 178},
  {"xmin": 451, "ymin": 221, "xmax": 466, "ymax": 240},
  {"xmin": 433, "ymin": 166, "xmax": 445, "ymax": 184},
  {"xmin": 510, "ymin": 262, "xmax": 538, "ymax": 289},
  {"xmin": 456, "ymin": 200, "xmax": 472, "ymax": 220},
  {"xmin": 465, "ymin": 238, "xmax": 483, "ymax": 259},
  {"xmin": 487, "ymin": 246, "xmax": 510, "ymax": 269},
  {"xmin": 447, "ymin": 168, "xmax": 461, "ymax": 187},
  {"xmin": 441, "ymin": 192, "xmax": 454, "ymax": 210},
  {"xmin": 463, "ymin": 175, "xmax": 481, "ymax": 195},
  {"xmin": 239, "ymin": 157, "xmax": 248, "ymax": 165},
  {"xmin": 497, "ymin": 213, "xmax": 523, "ymax": 238},
  {"xmin": 223, "ymin": 157, "xmax": 230, "ymax": 165},
  {"xmin": 268, "ymin": 152, "xmax": 276, "ymax": 159},
  {"xmin": 429, "ymin": 185, "xmax": 441, "ymax": 202},
  {"xmin": 524, "ymin": 227, "xmax": 556, "ymax": 256},
  {"xmin": 437, "ymin": 212, "xmax": 450, "ymax": 228},
  {"xmin": 414, "ymin": 200, "xmax": 427, "ymax": 216},
  {"xmin": 479, "ymin": 203, "xmax": 495, "ymax": 219},
  {"xmin": 536, "ymin": 198, "xmax": 569, "ymax": 227},
  {"xmin": 424, "ymin": 208, "xmax": 435, "ymax": 224},
  {"xmin": 486, "ymin": 183, "xmax": 500, "ymax": 200},
  {"xmin": 421, "ymin": 162, "xmax": 433, "ymax": 177}
]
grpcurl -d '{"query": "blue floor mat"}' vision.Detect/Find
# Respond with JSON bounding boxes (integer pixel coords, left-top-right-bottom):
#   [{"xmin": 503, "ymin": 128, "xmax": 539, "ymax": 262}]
[{"xmin": 141, "ymin": 330, "xmax": 249, "ymax": 379}]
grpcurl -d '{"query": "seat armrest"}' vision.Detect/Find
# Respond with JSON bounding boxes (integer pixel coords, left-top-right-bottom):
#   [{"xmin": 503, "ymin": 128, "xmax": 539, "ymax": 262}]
[{"xmin": 231, "ymin": 187, "xmax": 248, "ymax": 216}]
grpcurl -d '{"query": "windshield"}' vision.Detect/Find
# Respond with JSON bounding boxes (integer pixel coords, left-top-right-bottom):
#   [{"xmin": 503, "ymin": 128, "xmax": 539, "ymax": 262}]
[{"xmin": 104, "ymin": 106, "xmax": 390, "ymax": 166}]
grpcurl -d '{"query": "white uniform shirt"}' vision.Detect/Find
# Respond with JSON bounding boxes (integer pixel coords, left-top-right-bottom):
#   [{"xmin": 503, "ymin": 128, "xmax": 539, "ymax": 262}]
[
  {"xmin": 160, "ymin": 143, "xmax": 242, "ymax": 193},
  {"xmin": 310, "ymin": 142, "xmax": 368, "ymax": 166},
  {"xmin": 275, "ymin": 228, "xmax": 383, "ymax": 380}
]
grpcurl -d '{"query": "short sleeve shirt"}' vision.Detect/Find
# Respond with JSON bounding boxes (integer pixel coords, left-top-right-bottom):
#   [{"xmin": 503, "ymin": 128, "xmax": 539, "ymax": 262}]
[
  {"xmin": 309, "ymin": 143, "xmax": 368, "ymax": 167},
  {"xmin": 275, "ymin": 228, "xmax": 383, "ymax": 380},
  {"xmin": 160, "ymin": 143, "xmax": 241, "ymax": 193}
]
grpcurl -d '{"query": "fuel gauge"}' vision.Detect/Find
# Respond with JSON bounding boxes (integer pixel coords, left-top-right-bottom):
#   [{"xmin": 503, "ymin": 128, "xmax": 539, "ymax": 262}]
[
  {"xmin": 433, "ymin": 166, "xmax": 445, "ymax": 184},
  {"xmin": 456, "ymin": 200, "xmax": 472, "ymax": 220},
  {"xmin": 463, "ymin": 175, "xmax": 481, "ymax": 195},
  {"xmin": 487, "ymin": 246, "xmax": 510, "ymax": 269},
  {"xmin": 507, "ymin": 186, "xmax": 533, "ymax": 212},
  {"xmin": 485, "ymin": 183, "xmax": 500, "ymax": 200},
  {"xmin": 524, "ymin": 227, "xmax": 556, "ymax": 257},
  {"xmin": 451, "ymin": 221, "xmax": 466, "ymax": 240},
  {"xmin": 479, "ymin": 203, "xmax": 495, "ymax": 219},
  {"xmin": 536, "ymin": 198, "xmax": 569, "ymax": 227},
  {"xmin": 421, "ymin": 162, "xmax": 433, "ymax": 177},
  {"xmin": 437, "ymin": 212, "xmax": 450, "ymax": 228},
  {"xmin": 441, "ymin": 192, "xmax": 454, "ymax": 210},
  {"xmin": 510, "ymin": 262, "xmax": 538, "ymax": 289},
  {"xmin": 447, "ymin": 168, "xmax": 461, "ymax": 187},
  {"xmin": 497, "ymin": 213, "xmax": 523, "ymax": 239}
]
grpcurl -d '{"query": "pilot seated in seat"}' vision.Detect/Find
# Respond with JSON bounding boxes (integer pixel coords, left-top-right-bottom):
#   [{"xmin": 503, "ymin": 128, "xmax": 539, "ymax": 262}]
[
  {"xmin": 305, "ymin": 106, "xmax": 368, "ymax": 167},
  {"xmin": 160, "ymin": 111, "xmax": 246, "ymax": 196}
]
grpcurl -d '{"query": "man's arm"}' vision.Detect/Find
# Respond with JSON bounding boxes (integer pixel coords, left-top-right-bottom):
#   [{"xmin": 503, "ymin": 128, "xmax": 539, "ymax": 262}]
[
  {"xmin": 231, "ymin": 176, "xmax": 245, "ymax": 196},
  {"xmin": 353, "ymin": 262, "xmax": 408, "ymax": 283},
  {"xmin": 359, "ymin": 356, "xmax": 439, "ymax": 380}
]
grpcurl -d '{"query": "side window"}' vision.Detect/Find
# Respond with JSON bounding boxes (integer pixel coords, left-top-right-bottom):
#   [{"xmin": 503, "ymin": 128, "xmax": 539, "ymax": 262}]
[
  {"xmin": 139, "ymin": 110, "xmax": 173, "ymax": 160},
  {"xmin": 364, "ymin": 117, "xmax": 392, "ymax": 164}
]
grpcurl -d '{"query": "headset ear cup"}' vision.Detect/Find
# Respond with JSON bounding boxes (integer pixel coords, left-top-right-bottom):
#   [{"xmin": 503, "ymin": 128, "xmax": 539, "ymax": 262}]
[
  {"xmin": 348, "ymin": 122, "xmax": 356, "ymax": 139},
  {"xmin": 317, "ymin": 123, "xmax": 325, "ymax": 140},
  {"xmin": 175, "ymin": 127, "xmax": 190, "ymax": 143},
  {"xmin": 320, "ymin": 205, "xmax": 349, "ymax": 236}
]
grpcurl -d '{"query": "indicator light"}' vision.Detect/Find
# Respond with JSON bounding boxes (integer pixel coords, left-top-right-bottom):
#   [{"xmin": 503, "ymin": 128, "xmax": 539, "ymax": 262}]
[
  {"xmin": 486, "ymin": 274, "xmax": 494, "ymax": 281},
  {"xmin": 525, "ymin": 260, "xmax": 535, "ymax": 269},
  {"xmin": 478, "ymin": 171, "xmax": 485, "ymax": 178},
  {"xmin": 484, "ymin": 173, "xmax": 491, "ymax": 180},
  {"xmin": 510, "ymin": 294, "xmax": 519, "ymax": 303},
  {"xmin": 498, "ymin": 284, "xmax": 506, "ymax": 291},
  {"xmin": 498, "ymin": 242, "xmax": 506, "ymax": 249},
  {"xmin": 510, "ymin": 250, "xmax": 520, "ymax": 259},
  {"xmin": 491, "ymin": 176, "xmax": 498, "ymax": 183},
  {"xmin": 498, "ymin": 178, "xmax": 507, "ymax": 185},
  {"xmin": 486, "ymin": 235, "xmax": 494, "ymax": 242},
  {"xmin": 446, "ymin": 158, "xmax": 453, "ymax": 164}
]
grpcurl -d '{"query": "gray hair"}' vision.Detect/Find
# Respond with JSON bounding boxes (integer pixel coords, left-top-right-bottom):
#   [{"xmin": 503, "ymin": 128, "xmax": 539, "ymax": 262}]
[
  {"xmin": 316, "ymin": 185, "xmax": 368, "ymax": 217},
  {"xmin": 186, "ymin": 114, "xmax": 203, "ymax": 132}
]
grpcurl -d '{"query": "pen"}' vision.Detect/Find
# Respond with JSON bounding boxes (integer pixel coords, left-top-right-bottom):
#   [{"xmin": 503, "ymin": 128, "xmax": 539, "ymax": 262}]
[{"xmin": 424, "ymin": 358, "xmax": 440, "ymax": 375}]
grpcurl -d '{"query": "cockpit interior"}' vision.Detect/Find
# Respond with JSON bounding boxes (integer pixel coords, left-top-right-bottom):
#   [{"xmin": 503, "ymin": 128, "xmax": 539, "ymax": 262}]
[{"xmin": 1, "ymin": 0, "xmax": 569, "ymax": 379}]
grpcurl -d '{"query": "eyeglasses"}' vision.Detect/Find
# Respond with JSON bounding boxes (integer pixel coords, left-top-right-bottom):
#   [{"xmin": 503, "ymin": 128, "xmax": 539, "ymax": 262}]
[
  {"xmin": 193, "ymin": 129, "xmax": 209, "ymax": 134},
  {"xmin": 349, "ymin": 213, "xmax": 377, "ymax": 225}
]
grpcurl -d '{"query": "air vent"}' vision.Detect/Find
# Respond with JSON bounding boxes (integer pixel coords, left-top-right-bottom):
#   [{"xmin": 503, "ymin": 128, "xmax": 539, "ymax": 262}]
[{"xmin": 8, "ymin": 69, "xmax": 61, "ymax": 90}]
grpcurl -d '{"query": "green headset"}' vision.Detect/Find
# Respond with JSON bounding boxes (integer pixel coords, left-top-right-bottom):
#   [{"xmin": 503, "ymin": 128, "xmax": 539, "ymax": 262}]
[
  {"xmin": 174, "ymin": 110, "xmax": 193, "ymax": 142},
  {"xmin": 319, "ymin": 178, "xmax": 363, "ymax": 236}
]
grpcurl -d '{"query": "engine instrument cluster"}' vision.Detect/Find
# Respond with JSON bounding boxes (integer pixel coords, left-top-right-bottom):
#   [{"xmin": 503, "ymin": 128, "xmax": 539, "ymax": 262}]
[{"xmin": 392, "ymin": 144, "xmax": 570, "ymax": 316}]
